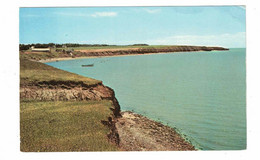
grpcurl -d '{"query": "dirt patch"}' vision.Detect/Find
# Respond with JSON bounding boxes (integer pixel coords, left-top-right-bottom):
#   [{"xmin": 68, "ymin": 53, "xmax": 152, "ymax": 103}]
[{"xmin": 115, "ymin": 111, "xmax": 195, "ymax": 151}]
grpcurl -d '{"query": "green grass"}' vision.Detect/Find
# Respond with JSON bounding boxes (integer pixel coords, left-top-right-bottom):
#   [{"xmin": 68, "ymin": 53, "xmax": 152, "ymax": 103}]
[
  {"xmin": 59, "ymin": 45, "xmax": 173, "ymax": 51},
  {"xmin": 20, "ymin": 58, "xmax": 100, "ymax": 86},
  {"xmin": 58, "ymin": 45, "xmax": 143, "ymax": 51},
  {"xmin": 20, "ymin": 100, "xmax": 118, "ymax": 151},
  {"xmin": 20, "ymin": 54, "xmax": 118, "ymax": 151},
  {"xmin": 20, "ymin": 51, "xmax": 64, "ymax": 61}
]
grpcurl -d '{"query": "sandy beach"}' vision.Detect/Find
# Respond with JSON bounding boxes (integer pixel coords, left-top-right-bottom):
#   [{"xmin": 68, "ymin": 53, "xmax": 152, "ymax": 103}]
[{"xmin": 38, "ymin": 51, "xmax": 207, "ymax": 63}]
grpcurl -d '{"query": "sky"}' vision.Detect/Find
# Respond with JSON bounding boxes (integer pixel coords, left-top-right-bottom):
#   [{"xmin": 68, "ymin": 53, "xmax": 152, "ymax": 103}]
[{"xmin": 19, "ymin": 6, "xmax": 246, "ymax": 48}]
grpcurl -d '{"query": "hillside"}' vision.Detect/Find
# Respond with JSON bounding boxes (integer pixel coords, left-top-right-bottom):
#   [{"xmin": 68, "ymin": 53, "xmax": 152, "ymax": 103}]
[{"xmin": 20, "ymin": 58, "xmax": 120, "ymax": 151}]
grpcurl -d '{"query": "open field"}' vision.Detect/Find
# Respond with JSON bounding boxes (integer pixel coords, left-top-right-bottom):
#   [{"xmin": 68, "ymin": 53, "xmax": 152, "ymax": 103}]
[
  {"xmin": 20, "ymin": 51, "xmax": 71, "ymax": 61},
  {"xmin": 61, "ymin": 45, "xmax": 172, "ymax": 51},
  {"xmin": 20, "ymin": 100, "xmax": 118, "ymax": 152}
]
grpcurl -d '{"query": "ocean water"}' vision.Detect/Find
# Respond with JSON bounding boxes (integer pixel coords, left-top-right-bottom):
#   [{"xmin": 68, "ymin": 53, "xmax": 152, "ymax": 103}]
[{"xmin": 46, "ymin": 48, "xmax": 246, "ymax": 150}]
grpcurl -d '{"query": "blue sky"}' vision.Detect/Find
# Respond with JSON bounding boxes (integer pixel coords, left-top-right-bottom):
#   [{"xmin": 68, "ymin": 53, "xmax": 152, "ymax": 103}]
[{"xmin": 19, "ymin": 6, "xmax": 246, "ymax": 48}]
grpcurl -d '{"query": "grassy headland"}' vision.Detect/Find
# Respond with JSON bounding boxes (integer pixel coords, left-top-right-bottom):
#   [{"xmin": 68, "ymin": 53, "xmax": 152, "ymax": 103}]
[
  {"xmin": 20, "ymin": 58, "xmax": 100, "ymax": 87},
  {"xmin": 20, "ymin": 58, "xmax": 120, "ymax": 151}
]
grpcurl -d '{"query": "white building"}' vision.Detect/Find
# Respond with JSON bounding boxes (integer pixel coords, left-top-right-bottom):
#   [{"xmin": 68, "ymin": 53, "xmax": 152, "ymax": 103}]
[{"xmin": 30, "ymin": 46, "xmax": 56, "ymax": 53}]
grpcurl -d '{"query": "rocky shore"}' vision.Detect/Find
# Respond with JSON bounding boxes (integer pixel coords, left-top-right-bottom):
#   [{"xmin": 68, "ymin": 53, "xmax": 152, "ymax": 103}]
[{"xmin": 115, "ymin": 111, "xmax": 195, "ymax": 151}]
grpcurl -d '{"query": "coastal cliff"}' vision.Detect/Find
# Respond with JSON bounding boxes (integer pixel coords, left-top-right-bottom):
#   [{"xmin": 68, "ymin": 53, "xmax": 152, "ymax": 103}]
[
  {"xmin": 20, "ymin": 80, "xmax": 195, "ymax": 150},
  {"xmin": 20, "ymin": 55, "xmax": 196, "ymax": 151},
  {"xmin": 20, "ymin": 45, "xmax": 228, "ymax": 61},
  {"xmin": 74, "ymin": 45, "xmax": 228, "ymax": 57},
  {"xmin": 20, "ymin": 58, "xmax": 122, "ymax": 151},
  {"xmin": 20, "ymin": 82, "xmax": 121, "ymax": 118}
]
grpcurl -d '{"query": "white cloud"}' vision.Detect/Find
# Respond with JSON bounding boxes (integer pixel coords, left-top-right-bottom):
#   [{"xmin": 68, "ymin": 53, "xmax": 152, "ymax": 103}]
[
  {"xmin": 144, "ymin": 9, "xmax": 161, "ymax": 14},
  {"xmin": 90, "ymin": 12, "xmax": 117, "ymax": 17},
  {"xmin": 146, "ymin": 32, "xmax": 246, "ymax": 48}
]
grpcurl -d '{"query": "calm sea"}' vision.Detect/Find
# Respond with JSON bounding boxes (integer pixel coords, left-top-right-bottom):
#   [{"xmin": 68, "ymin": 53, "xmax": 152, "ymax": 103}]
[{"xmin": 46, "ymin": 48, "xmax": 246, "ymax": 150}]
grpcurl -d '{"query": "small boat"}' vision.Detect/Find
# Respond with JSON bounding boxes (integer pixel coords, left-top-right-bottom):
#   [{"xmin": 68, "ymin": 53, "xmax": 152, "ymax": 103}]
[{"xmin": 82, "ymin": 64, "xmax": 94, "ymax": 67}]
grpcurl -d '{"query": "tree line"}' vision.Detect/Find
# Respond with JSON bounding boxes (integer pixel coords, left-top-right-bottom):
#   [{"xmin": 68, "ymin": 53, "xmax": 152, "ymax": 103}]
[{"xmin": 19, "ymin": 43, "xmax": 149, "ymax": 50}]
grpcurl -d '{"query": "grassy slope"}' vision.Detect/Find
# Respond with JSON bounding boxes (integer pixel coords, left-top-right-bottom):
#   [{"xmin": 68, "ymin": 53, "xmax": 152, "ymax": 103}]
[
  {"xmin": 20, "ymin": 45, "xmax": 170, "ymax": 60},
  {"xmin": 20, "ymin": 59, "xmax": 118, "ymax": 151},
  {"xmin": 63, "ymin": 45, "xmax": 171, "ymax": 50},
  {"xmin": 20, "ymin": 51, "xmax": 65, "ymax": 61},
  {"xmin": 20, "ymin": 58, "xmax": 100, "ymax": 86},
  {"xmin": 20, "ymin": 101, "xmax": 118, "ymax": 151}
]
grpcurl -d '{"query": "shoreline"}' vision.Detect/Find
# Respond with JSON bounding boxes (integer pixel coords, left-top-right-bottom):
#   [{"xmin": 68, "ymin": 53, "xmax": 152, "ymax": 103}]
[
  {"xmin": 22, "ymin": 45, "xmax": 229, "ymax": 63},
  {"xmin": 39, "ymin": 52, "xmax": 175, "ymax": 63},
  {"xmin": 116, "ymin": 111, "xmax": 196, "ymax": 151},
  {"xmin": 39, "ymin": 50, "xmax": 220, "ymax": 63}
]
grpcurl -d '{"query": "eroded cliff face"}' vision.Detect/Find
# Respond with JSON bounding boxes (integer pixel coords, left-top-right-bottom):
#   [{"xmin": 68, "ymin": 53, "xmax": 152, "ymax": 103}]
[
  {"xmin": 20, "ymin": 82, "xmax": 121, "ymax": 118},
  {"xmin": 74, "ymin": 46, "xmax": 229, "ymax": 57},
  {"xmin": 20, "ymin": 45, "xmax": 228, "ymax": 62}
]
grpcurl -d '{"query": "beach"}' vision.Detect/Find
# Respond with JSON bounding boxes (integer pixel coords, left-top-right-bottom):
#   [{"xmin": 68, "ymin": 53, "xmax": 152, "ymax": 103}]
[{"xmin": 38, "ymin": 52, "xmax": 176, "ymax": 63}]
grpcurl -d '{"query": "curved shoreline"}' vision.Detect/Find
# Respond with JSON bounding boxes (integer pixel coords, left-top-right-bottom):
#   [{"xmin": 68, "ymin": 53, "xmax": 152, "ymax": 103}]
[
  {"xmin": 38, "ymin": 51, "xmax": 186, "ymax": 63},
  {"xmin": 39, "ymin": 50, "xmax": 225, "ymax": 63},
  {"xmin": 37, "ymin": 46, "xmax": 228, "ymax": 63},
  {"xmin": 36, "ymin": 49, "xmax": 206, "ymax": 150},
  {"xmin": 22, "ymin": 46, "xmax": 228, "ymax": 150}
]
